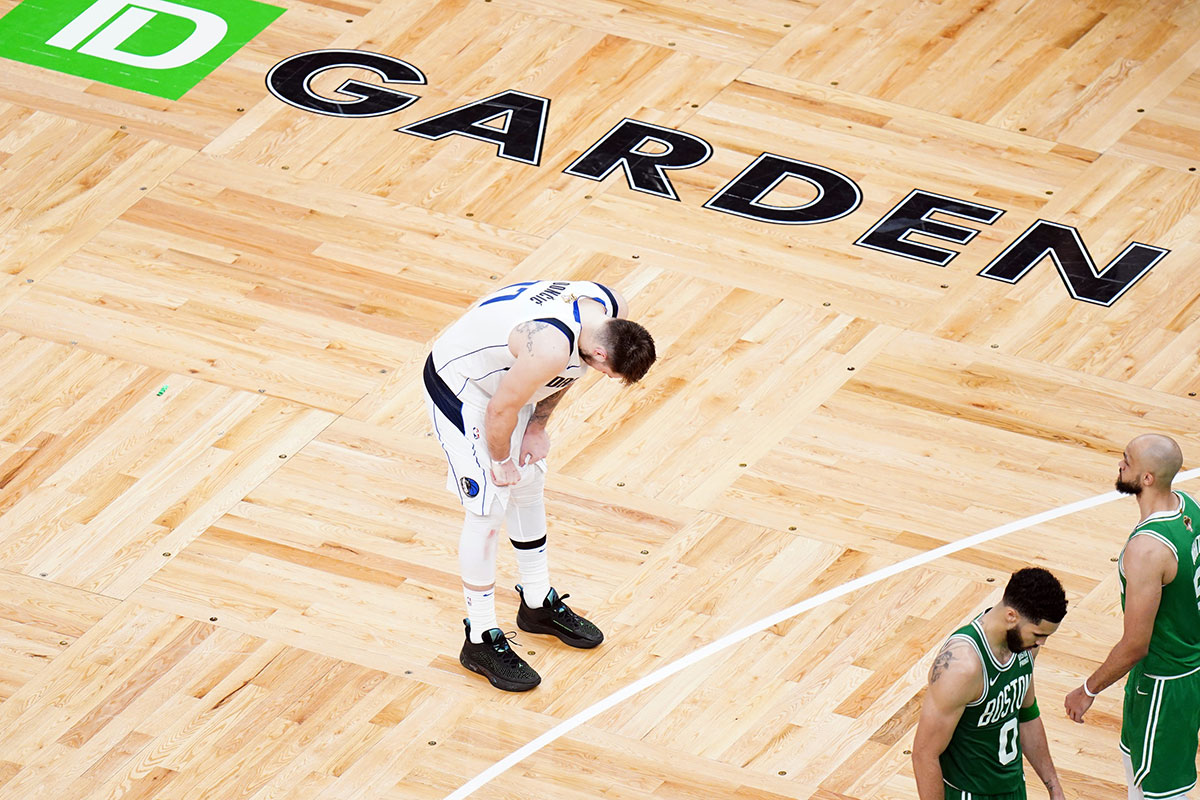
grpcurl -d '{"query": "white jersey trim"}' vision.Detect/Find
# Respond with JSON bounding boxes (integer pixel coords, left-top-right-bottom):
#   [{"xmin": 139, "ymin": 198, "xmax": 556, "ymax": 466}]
[
  {"xmin": 1138, "ymin": 492, "xmax": 1185, "ymax": 525},
  {"xmin": 971, "ymin": 616, "xmax": 1015, "ymax": 673},
  {"xmin": 1144, "ymin": 661, "xmax": 1200, "ymax": 680},
  {"xmin": 946, "ymin": 633, "xmax": 989, "ymax": 707},
  {"xmin": 1129, "ymin": 530, "xmax": 1179, "ymax": 561}
]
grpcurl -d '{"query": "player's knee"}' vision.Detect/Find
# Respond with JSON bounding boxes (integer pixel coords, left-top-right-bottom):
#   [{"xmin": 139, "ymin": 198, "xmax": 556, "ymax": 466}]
[
  {"xmin": 463, "ymin": 504, "xmax": 504, "ymax": 535},
  {"xmin": 509, "ymin": 468, "xmax": 545, "ymax": 505}
]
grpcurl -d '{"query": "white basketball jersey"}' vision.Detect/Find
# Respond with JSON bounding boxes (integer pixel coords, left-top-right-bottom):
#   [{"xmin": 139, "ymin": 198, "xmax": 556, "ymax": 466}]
[{"xmin": 431, "ymin": 280, "xmax": 619, "ymax": 408}]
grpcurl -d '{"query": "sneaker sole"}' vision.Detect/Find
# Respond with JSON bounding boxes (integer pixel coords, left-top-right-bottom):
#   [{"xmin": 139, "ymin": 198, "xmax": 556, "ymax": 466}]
[
  {"xmin": 516, "ymin": 617, "xmax": 604, "ymax": 649},
  {"xmin": 459, "ymin": 653, "xmax": 541, "ymax": 692}
]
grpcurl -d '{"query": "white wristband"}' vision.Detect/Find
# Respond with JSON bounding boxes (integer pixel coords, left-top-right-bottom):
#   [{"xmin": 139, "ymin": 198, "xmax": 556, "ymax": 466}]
[
  {"xmin": 491, "ymin": 456, "xmax": 513, "ymax": 468},
  {"xmin": 1081, "ymin": 680, "xmax": 1100, "ymax": 698}
]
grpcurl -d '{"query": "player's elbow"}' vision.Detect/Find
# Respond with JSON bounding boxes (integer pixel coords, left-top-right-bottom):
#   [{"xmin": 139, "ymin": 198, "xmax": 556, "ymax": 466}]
[
  {"xmin": 1118, "ymin": 636, "xmax": 1150, "ymax": 664},
  {"xmin": 484, "ymin": 398, "xmax": 519, "ymax": 424},
  {"xmin": 910, "ymin": 745, "xmax": 942, "ymax": 791},
  {"xmin": 909, "ymin": 741, "xmax": 937, "ymax": 770}
]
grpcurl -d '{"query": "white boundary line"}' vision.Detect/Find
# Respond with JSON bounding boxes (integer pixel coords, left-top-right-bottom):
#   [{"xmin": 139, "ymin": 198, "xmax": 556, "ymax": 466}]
[{"xmin": 443, "ymin": 468, "xmax": 1200, "ymax": 800}]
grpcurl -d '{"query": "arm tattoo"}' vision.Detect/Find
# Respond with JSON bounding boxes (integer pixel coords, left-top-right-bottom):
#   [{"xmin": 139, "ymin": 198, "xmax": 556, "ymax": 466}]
[
  {"xmin": 514, "ymin": 320, "xmax": 549, "ymax": 356},
  {"xmin": 930, "ymin": 644, "xmax": 955, "ymax": 684},
  {"xmin": 531, "ymin": 388, "xmax": 567, "ymax": 425}
]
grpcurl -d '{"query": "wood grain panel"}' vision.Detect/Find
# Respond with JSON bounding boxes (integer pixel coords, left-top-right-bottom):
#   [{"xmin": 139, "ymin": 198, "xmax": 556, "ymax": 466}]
[{"xmin": 1, "ymin": 0, "xmax": 1198, "ymax": 797}]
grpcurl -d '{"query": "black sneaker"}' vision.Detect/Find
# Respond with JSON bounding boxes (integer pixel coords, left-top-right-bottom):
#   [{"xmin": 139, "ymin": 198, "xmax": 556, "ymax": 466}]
[
  {"xmin": 515, "ymin": 585, "xmax": 604, "ymax": 649},
  {"xmin": 458, "ymin": 619, "xmax": 541, "ymax": 692}
]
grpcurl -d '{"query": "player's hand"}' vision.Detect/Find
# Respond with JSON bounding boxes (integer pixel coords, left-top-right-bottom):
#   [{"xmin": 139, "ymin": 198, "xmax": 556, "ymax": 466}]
[
  {"xmin": 1064, "ymin": 685, "xmax": 1094, "ymax": 723},
  {"xmin": 519, "ymin": 425, "xmax": 550, "ymax": 466},
  {"xmin": 490, "ymin": 457, "xmax": 521, "ymax": 486}
]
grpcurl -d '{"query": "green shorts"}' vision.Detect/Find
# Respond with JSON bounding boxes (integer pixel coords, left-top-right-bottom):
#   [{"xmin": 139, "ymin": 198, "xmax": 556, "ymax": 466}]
[
  {"xmin": 943, "ymin": 784, "xmax": 1026, "ymax": 800},
  {"xmin": 1120, "ymin": 662, "xmax": 1200, "ymax": 799}
]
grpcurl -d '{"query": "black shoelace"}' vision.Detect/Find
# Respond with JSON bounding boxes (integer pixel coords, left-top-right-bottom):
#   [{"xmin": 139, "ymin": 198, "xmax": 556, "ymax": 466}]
[
  {"xmin": 550, "ymin": 593, "xmax": 571, "ymax": 613},
  {"xmin": 490, "ymin": 631, "xmax": 528, "ymax": 668}
]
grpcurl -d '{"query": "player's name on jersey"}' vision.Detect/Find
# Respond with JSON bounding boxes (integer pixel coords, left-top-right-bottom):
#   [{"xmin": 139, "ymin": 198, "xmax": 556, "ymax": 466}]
[
  {"xmin": 266, "ymin": 49, "xmax": 1170, "ymax": 308},
  {"xmin": 528, "ymin": 282, "xmax": 571, "ymax": 305}
]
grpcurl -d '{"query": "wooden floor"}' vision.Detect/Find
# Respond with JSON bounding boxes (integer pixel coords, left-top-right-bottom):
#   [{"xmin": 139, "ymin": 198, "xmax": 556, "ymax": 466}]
[{"xmin": 1, "ymin": 0, "xmax": 1199, "ymax": 797}]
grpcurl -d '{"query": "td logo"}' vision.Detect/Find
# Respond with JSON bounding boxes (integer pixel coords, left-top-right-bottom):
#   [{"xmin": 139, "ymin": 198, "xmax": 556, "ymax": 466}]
[{"xmin": 0, "ymin": 0, "xmax": 285, "ymax": 100}]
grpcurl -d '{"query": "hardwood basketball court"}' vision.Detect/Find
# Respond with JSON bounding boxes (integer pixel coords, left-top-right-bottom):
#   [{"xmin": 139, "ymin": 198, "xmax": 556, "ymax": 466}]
[{"xmin": 0, "ymin": 0, "xmax": 1198, "ymax": 798}]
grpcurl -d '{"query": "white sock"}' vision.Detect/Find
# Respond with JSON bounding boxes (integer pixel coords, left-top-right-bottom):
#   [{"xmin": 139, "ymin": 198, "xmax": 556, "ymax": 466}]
[
  {"xmin": 508, "ymin": 468, "xmax": 550, "ymax": 606},
  {"xmin": 463, "ymin": 585, "xmax": 496, "ymax": 643}
]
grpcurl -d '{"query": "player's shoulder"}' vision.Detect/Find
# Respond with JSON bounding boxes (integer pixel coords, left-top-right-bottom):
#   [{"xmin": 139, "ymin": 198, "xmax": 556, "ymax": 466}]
[
  {"xmin": 930, "ymin": 635, "xmax": 983, "ymax": 683},
  {"xmin": 927, "ymin": 635, "xmax": 984, "ymax": 706},
  {"xmin": 937, "ymin": 634, "xmax": 983, "ymax": 668},
  {"xmin": 509, "ymin": 317, "xmax": 573, "ymax": 364},
  {"xmin": 1125, "ymin": 529, "xmax": 1179, "ymax": 569}
]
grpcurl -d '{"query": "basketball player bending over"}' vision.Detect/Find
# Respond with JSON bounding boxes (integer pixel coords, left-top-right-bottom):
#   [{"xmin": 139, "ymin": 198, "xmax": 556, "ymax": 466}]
[
  {"xmin": 423, "ymin": 279, "xmax": 655, "ymax": 691},
  {"xmin": 913, "ymin": 568, "xmax": 1068, "ymax": 800},
  {"xmin": 1065, "ymin": 434, "xmax": 1200, "ymax": 800}
]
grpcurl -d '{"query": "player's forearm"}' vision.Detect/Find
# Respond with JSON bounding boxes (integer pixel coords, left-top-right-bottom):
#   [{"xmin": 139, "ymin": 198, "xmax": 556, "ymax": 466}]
[
  {"xmin": 483, "ymin": 403, "xmax": 519, "ymax": 460},
  {"xmin": 1086, "ymin": 638, "xmax": 1147, "ymax": 693},
  {"xmin": 1019, "ymin": 718, "xmax": 1063, "ymax": 797},
  {"xmin": 529, "ymin": 387, "xmax": 568, "ymax": 428},
  {"xmin": 911, "ymin": 751, "xmax": 946, "ymax": 800}
]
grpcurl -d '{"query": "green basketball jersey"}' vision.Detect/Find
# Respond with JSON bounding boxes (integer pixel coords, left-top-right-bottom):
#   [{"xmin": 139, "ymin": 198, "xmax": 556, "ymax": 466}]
[
  {"xmin": 1119, "ymin": 490, "xmax": 1200, "ymax": 678},
  {"xmin": 940, "ymin": 613, "xmax": 1034, "ymax": 795}
]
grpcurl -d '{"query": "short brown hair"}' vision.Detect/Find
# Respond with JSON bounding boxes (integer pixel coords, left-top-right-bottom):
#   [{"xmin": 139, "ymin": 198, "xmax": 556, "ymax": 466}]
[
  {"xmin": 602, "ymin": 319, "xmax": 656, "ymax": 384},
  {"xmin": 1003, "ymin": 567, "xmax": 1067, "ymax": 624}
]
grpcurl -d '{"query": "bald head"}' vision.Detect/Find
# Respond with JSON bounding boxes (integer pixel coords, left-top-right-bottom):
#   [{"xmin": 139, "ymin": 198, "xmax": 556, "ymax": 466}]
[
  {"xmin": 1128, "ymin": 434, "xmax": 1183, "ymax": 484},
  {"xmin": 1117, "ymin": 434, "xmax": 1183, "ymax": 496}
]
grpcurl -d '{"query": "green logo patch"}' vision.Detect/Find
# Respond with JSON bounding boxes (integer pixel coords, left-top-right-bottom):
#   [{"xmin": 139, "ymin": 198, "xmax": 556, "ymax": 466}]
[{"xmin": 0, "ymin": 0, "xmax": 285, "ymax": 100}]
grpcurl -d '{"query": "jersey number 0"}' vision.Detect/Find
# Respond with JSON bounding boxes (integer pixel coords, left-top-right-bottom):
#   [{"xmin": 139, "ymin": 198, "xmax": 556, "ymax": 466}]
[{"xmin": 998, "ymin": 718, "xmax": 1019, "ymax": 765}]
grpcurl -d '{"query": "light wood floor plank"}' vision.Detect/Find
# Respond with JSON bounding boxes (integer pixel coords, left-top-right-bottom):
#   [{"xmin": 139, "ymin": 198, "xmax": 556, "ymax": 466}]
[{"xmin": 1, "ymin": 0, "xmax": 1198, "ymax": 797}]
